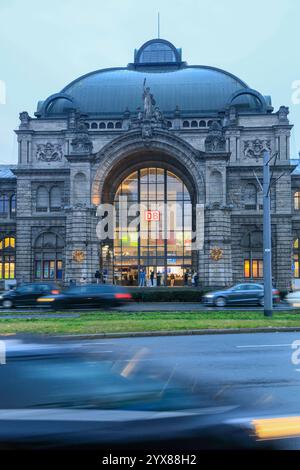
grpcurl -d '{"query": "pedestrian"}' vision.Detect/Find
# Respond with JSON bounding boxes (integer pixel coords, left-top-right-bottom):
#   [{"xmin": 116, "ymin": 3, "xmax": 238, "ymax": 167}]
[
  {"xmin": 150, "ymin": 270, "xmax": 154, "ymax": 287},
  {"xmin": 170, "ymin": 273, "xmax": 175, "ymax": 287},
  {"xmin": 157, "ymin": 271, "xmax": 162, "ymax": 287},
  {"xmin": 95, "ymin": 270, "xmax": 101, "ymax": 284},
  {"xmin": 139, "ymin": 268, "xmax": 146, "ymax": 287},
  {"xmin": 194, "ymin": 273, "xmax": 199, "ymax": 288}
]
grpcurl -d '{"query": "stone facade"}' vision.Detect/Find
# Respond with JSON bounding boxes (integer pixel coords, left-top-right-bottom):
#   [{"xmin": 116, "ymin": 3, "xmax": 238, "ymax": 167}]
[{"xmin": 0, "ymin": 38, "xmax": 299, "ymax": 290}]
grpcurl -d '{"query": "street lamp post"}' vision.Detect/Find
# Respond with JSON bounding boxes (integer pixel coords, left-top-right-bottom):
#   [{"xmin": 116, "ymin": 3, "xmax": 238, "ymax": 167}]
[{"xmin": 263, "ymin": 149, "xmax": 273, "ymax": 317}]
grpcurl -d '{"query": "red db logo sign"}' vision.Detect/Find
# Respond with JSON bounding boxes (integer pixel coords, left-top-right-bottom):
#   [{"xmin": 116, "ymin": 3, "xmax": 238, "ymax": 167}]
[{"xmin": 145, "ymin": 210, "xmax": 160, "ymax": 222}]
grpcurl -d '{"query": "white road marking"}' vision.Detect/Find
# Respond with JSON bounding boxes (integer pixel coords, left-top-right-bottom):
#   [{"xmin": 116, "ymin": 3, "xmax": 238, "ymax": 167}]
[{"xmin": 236, "ymin": 343, "xmax": 293, "ymax": 349}]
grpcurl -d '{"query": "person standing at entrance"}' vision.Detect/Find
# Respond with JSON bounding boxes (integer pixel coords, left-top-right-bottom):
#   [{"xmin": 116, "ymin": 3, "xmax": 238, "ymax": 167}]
[
  {"xmin": 170, "ymin": 273, "xmax": 175, "ymax": 287},
  {"xmin": 157, "ymin": 271, "xmax": 162, "ymax": 287},
  {"xmin": 95, "ymin": 270, "xmax": 101, "ymax": 284},
  {"xmin": 139, "ymin": 268, "xmax": 146, "ymax": 287},
  {"xmin": 150, "ymin": 270, "xmax": 154, "ymax": 287}
]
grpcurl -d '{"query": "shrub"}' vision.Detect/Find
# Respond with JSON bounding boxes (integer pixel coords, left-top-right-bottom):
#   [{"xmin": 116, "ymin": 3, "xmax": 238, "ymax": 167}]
[{"xmin": 130, "ymin": 288, "xmax": 205, "ymax": 302}]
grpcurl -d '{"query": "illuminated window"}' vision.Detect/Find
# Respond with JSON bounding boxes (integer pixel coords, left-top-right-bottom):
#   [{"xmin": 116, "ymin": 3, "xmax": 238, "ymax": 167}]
[
  {"xmin": 34, "ymin": 232, "xmax": 64, "ymax": 280},
  {"xmin": 294, "ymin": 238, "xmax": 300, "ymax": 278},
  {"xmin": 244, "ymin": 259, "xmax": 263, "ymax": 278},
  {"xmin": 112, "ymin": 168, "xmax": 193, "ymax": 286},
  {"xmin": 0, "ymin": 236, "xmax": 15, "ymax": 279},
  {"xmin": 294, "ymin": 192, "xmax": 300, "ymax": 210}
]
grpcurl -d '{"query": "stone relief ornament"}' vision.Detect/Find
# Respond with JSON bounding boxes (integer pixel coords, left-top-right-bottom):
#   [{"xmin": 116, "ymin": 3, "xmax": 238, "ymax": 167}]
[
  {"xmin": 243, "ymin": 139, "xmax": 271, "ymax": 160},
  {"xmin": 36, "ymin": 142, "xmax": 63, "ymax": 162},
  {"xmin": 210, "ymin": 247, "xmax": 224, "ymax": 261},
  {"xmin": 205, "ymin": 121, "xmax": 226, "ymax": 152},
  {"xmin": 72, "ymin": 250, "xmax": 86, "ymax": 263}
]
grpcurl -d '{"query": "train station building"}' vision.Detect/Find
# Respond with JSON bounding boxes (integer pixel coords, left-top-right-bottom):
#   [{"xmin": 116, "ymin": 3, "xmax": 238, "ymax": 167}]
[{"xmin": 0, "ymin": 38, "xmax": 299, "ymax": 290}]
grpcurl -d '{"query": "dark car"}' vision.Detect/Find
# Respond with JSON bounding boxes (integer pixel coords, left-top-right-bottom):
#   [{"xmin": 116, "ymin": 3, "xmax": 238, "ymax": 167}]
[
  {"xmin": 0, "ymin": 282, "xmax": 60, "ymax": 308},
  {"xmin": 37, "ymin": 283, "xmax": 132, "ymax": 309},
  {"xmin": 0, "ymin": 337, "xmax": 282, "ymax": 451},
  {"xmin": 202, "ymin": 283, "xmax": 280, "ymax": 307}
]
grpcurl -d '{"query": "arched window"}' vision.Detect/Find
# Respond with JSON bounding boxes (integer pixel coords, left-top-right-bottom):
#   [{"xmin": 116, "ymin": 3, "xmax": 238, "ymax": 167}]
[
  {"xmin": 241, "ymin": 231, "xmax": 263, "ymax": 279},
  {"xmin": 0, "ymin": 236, "xmax": 15, "ymax": 279},
  {"xmin": 107, "ymin": 122, "xmax": 114, "ymax": 129},
  {"xmin": 191, "ymin": 120, "xmax": 198, "ymax": 128},
  {"xmin": 244, "ymin": 183, "xmax": 258, "ymax": 210},
  {"xmin": 294, "ymin": 191, "xmax": 300, "ymax": 210},
  {"xmin": 209, "ymin": 170, "xmax": 223, "ymax": 204},
  {"xmin": 50, "ymin": 186, "xmax": 62, "ymax": 211},
  {"xmin": 34, "ymin": 232, "xmax": 64, "ymax": 280},
  {"xmin": 91, "ymin": 122, "xmax": 98, "ymax": 129},
  {"xmin": 113, "ymin": 168, "xmax": 193, "ymax": 286},
  {"xmin": 85, "ymin": 122, "xmax": 90, "ymax": 129},
  {"xmin": 99, "ymin": 122, "xmax": 106, "ymax": 129},
  {"xmin": 199, "ymin": 120, "xmax": 206, "ymax": 127},
  {"xmin": 115, "ymin": 122, "xmax": 122, "ymax": 129},
  {"xmin": 36, "ymin": 186, "xmax": 49, "ymax": 212},
  {"xmin": 0, "ymin": 194, "xmax": 9, "ymax": 214},
  {"xmin": 182, "ymin": 121, "xmax": 190, "ymax": 128}
]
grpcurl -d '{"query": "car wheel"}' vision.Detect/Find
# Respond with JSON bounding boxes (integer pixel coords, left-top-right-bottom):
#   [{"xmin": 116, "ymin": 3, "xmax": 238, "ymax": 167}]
[
  {"xmin": 258, "ymin": 297, "xmax": 264, "ymax": 307},
  {"xmin": 2, "ymin": 299, "xmax": 13, "ymax": 308},
  {"xmin": 215, "ymin": 297, "xmax": 227, "ymax": 307}
]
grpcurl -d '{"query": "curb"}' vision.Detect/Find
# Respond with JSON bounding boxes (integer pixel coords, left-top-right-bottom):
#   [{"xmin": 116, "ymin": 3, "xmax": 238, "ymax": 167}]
[{"xmin": 54, "ymin": 326, "xmax": 300, "ymax": 340}]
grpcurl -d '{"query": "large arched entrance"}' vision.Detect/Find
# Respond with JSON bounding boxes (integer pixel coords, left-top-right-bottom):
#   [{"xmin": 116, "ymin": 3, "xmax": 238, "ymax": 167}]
[{"xmin": 108, "ymin": 166, "xmax": 193, "ymax": 286}]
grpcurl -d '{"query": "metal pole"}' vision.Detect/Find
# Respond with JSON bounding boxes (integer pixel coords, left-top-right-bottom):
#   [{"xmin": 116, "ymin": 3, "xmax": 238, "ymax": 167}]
[{"xmin": 263, "ymin": 150, "xmax": 273, "ymax": 317}]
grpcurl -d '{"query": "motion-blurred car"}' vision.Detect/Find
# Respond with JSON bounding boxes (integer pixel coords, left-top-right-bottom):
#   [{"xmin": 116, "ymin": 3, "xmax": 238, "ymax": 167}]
[
  {"xmin": 37, "ymin": 283, "xmax": 132, "ymax": 309},
  {"xmin": 0, "ymin": 337, "xmax": 286, "ymax": 451},
  {"xmin": 0, "ymin": 282, "xmax": 59, "ymax": 308},
  {"xmin": 202, "ymin": 283, "xmax": 280, "ymax": 307},
  {"xmin": 285, "ymin": 291, "xmax": 300, "ymax": 307}
]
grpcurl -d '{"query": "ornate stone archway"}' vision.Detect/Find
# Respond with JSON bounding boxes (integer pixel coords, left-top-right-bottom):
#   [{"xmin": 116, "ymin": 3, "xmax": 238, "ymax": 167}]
[{"xmin": 91, "ymin": 129, "xmax": 205, "ymax": 206}]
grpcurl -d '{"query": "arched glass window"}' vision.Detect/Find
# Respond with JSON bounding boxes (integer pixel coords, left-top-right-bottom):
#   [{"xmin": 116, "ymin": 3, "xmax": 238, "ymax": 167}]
[
  {"xmin": 91, "ymin": 122, "xmax": 98, "ymax": 129},
  {"xmin": 182, "ymin": 121, "xmax": 190, "ymax": 128},
  {"xmin": 0, "ymin": 236, "xmax": 15, "ymax": 279},
  {"xmin": 50, "ymin": 186, "xmax": 62, "ymax": 211},
  {"xmin": 242, "ymin": 231, "xmax": 263, "ymax": 279},
  {"xmin": 191, "ymin": 120, "xmax": 198, "ymax": 128},
  {"xmin": 115, "ymin": 122, "xmax": 122, "ymax": 129},
  {"xmin": 36, "ymin": 186, "xmax": 49, "ymax": 212},
  {"xmin": 199, "ymin": 120, "xmax": 206, "ymax": 127},
  {"xmin": 294, "ymin": 191, "xmax": 300, "ymax": 210},
  {"xmin": 0, "ymin": 194, "xmax": 9, "ymax": 214},
  {"xmin": 244, "ymin": 183, "xmax": 258, "ymax": 210},
  {"xmin": 34, "ymin": 232, "xmax": 64, "ymax": 280},
  {"xmin": 112, "ymin": 168, "xmax": 193, "ymax": 287},
  {"xmin": 107, "ymin": 122, "xmax": 114, "ymax": 129},
  {"xmin": 99, "ymin": 122, "xmax": 106, "ymax": 129}
]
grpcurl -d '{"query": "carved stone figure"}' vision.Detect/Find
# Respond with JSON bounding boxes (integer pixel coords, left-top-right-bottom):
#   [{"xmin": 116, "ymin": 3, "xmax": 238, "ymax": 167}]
[
  {"xmin": 205, "ymin": 121, "xmax": 226, "ymax": 152},
  {"xmin": 36, "ymin": 142, "xmax": 63, "ymax": 162},
  {"xmin": 143, "ymin": 78, "xmax": 156, "ymax": 119},
  {"xmin": 19, "ymin": 111, "xmax": 30, "ymax": 129},
  {"xmin": 278, "ymin": 106, "xmax": 289, "ymax": 122},
  {"xmin": 70, "ymin": 115, "xmax": 93, "ymax": 154}
]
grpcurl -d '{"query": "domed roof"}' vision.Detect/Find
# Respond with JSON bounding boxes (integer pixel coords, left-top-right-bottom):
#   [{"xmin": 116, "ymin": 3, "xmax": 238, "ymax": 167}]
[{"xmin": 37, "ymin": 39, "xmax": 270, "ymax": 118}]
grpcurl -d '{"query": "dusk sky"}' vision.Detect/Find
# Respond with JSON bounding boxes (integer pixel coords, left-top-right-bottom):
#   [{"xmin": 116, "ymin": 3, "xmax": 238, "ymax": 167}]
[{"xmin": 0, "ymin": 0, "xmax": 299, "ymax": 164}]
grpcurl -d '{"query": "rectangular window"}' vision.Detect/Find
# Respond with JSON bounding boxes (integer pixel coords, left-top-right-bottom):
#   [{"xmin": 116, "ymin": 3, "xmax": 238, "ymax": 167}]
[{"xmin": 244, "ymin": 259, "xmax": 263, "ymax": 278}]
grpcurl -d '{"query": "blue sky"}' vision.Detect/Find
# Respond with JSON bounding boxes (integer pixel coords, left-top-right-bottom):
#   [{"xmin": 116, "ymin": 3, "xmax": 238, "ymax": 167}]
[{"xmin": 0, "ymin": 0, "xmax": 299, "ymax": 164}]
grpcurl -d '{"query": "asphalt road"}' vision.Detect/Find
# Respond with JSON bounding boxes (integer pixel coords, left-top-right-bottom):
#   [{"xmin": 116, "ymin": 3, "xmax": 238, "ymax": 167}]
[
  {"xmin": 73, "ymin": 331, "xmax": 300, "ymax": 417},
  {"xmin": 0, "ymin": 301, "xmax": 293, "ymax": 318}
]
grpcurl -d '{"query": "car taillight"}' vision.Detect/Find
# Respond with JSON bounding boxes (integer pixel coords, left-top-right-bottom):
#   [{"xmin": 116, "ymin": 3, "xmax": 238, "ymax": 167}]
[
  {"xmin": 273, "ymin": 289, "xmax": 280, "ymax": 295},
  {"xmin": 114, "ymin": 293, "xmax": 132, "ymax": 300},
  {"xmin": 51, "ymin": 290, "xmax": 60, "ymax": 295}
]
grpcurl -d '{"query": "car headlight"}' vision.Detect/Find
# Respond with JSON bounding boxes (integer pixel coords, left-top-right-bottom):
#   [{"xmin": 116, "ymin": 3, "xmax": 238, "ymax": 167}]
[{"xmin": 204, "ymin": 294, "xmax": 214, "ymax": 298}]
